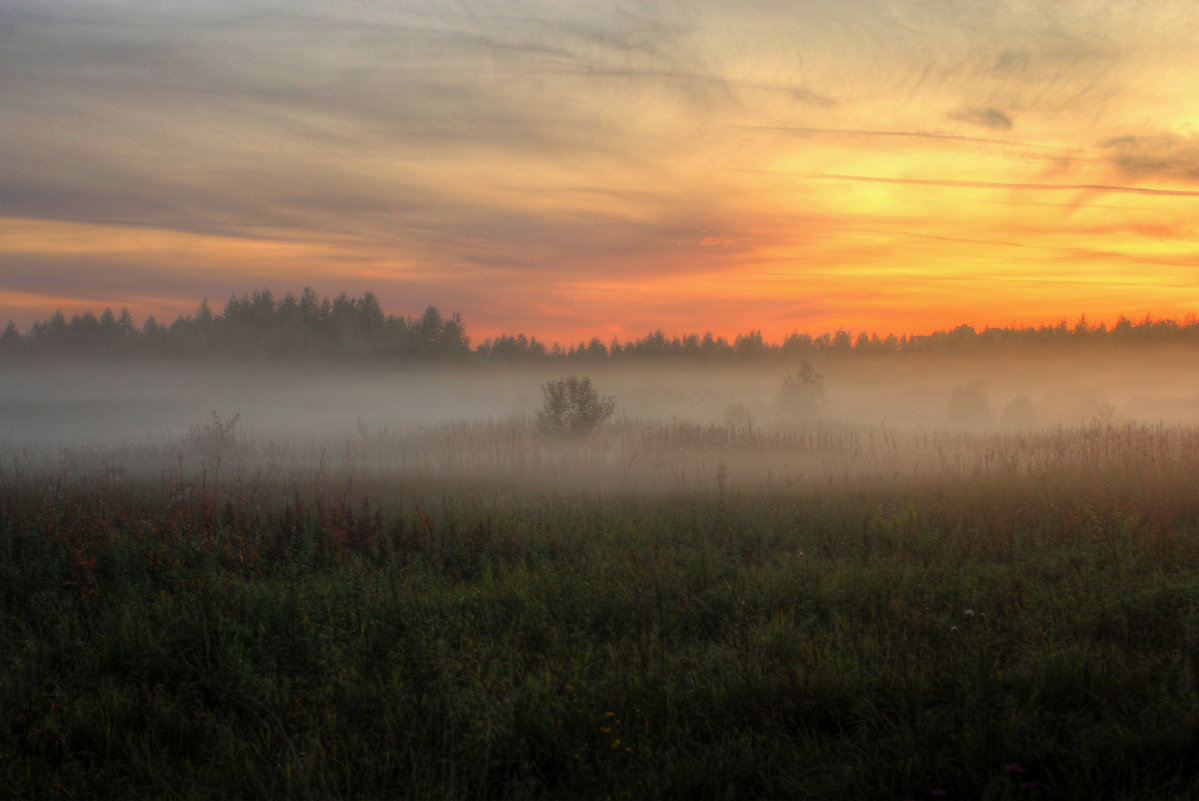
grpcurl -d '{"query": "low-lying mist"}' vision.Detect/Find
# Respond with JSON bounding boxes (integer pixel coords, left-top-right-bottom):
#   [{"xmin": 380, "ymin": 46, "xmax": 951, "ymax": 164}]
[{"xmin": 4, "ymin": 350, "xmax": 1198, "ymax": 493}]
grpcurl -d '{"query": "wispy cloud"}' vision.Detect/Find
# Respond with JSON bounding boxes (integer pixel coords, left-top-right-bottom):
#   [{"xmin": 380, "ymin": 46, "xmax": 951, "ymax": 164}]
[
  {"xmin": 794, "ymin": 172, "xmax": 1199, "ymax": 198},
  {"xmin": 948, "ymin": 107, "xmax": 1013, "ymax": 130},
  {"xmin": 738, "ymin": 126, "xmax": 1020, "ymax": 146},
  {"xmin": 1102, "ymin": 133, "xmax": 1199, "ymax": 183}
]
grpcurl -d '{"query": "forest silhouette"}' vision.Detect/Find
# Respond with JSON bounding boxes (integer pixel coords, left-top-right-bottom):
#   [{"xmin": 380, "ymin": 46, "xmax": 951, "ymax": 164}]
[{"xmin": 4, "ymin": 287, "xmax": 1198, "ymax": 364}]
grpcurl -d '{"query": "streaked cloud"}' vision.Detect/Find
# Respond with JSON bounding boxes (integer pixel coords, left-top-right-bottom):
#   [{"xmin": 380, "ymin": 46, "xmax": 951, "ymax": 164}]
[
  {"xmin": 948, "ymin": 107, "xmax": 1014, "ymax": 130},
  {"xmin": 796, "ymin": 172, "xmax": 1199, "ymax": 198},
  {"xmin": 1102, "ymin": 134, "xmax": 1199, "ymax": 183}
]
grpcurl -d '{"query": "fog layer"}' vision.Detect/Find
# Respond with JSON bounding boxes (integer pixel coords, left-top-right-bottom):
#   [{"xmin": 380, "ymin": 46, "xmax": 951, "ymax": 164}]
[{"xmin": 3, "ymin": 352, "xmax": 1196, "ymax": 492}]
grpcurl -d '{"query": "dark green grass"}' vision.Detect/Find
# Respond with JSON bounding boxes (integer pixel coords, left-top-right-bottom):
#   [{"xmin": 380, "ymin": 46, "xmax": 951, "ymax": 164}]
[{"xmin": 4, "ymin": 447, "xmax": 1199, "ymax": 799}]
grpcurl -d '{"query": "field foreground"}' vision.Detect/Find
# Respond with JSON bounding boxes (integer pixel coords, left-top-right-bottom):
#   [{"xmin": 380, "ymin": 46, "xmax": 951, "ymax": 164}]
[{"xmin": 4, "ymin": 419, "xmax": 1199, "ymax": 799}]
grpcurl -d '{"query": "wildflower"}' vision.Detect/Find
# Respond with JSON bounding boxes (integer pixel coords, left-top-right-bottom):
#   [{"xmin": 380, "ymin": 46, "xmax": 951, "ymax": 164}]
[{"xmin": 1003, "ymin": 764, "xmax": 1024, "ymax": 775}]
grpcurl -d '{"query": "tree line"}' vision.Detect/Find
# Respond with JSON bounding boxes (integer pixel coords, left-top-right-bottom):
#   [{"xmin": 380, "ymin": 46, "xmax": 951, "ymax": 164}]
[
  {"xmin": 2, "ymin": 289, "xmax": 468, "ymax": 362},
  {"xmin": 3, "ymin": 289, "xmax": 1198, "ymax": 364}
]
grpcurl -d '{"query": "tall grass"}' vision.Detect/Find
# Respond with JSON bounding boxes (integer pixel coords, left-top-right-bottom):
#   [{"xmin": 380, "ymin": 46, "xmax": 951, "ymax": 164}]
[{"xmin": 4, "ymin": 419, "xmax": 1199, "ymax": 798}]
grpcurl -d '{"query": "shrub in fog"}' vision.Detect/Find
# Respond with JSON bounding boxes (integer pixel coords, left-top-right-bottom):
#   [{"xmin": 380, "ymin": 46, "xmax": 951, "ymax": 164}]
[
  {"xmin": 725, "ymin": 403, "xmax": 753, "ymax": 428},
  {"xmin": 1001, "ymin": 396, "xmax": 1038, "ymax": 427},
  {"xmin": 187, "ymin": 411, "xmax": 242, "ymax": 462},
  {"xmin": 949, "ymin": 381, "xmax": 991, "ymax": 424},
  {"xmin": 536, "ymin": 376, "xmax": 616, "ymax": 436},
  {"xmin": 781, "ymin": 360, "xmax": 826, "ymax": 418}
]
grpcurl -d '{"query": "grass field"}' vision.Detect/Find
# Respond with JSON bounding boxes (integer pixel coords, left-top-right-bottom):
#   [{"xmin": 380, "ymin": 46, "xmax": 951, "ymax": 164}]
[{"xmin": 4, "ymin": 415, "xmax": 1199, "ymax": 799}]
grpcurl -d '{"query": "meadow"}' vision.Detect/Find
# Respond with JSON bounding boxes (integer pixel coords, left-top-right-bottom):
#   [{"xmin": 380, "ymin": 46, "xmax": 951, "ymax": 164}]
[{"xmin": 4, "ymin": 359, "xmax": 1199, "ymax": 799}]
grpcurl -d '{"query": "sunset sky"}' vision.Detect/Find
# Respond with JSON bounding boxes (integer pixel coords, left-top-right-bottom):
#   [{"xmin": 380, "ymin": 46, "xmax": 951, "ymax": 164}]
[{"xmin": 4, "ymin": 0, "xmax": 1199, "ymax": 344}]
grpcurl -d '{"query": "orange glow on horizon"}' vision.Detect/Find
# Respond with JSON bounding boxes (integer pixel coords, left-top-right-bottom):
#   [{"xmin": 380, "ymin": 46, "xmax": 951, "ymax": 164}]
[{"xmin": 4, "ymin": 206, "xmax": 1199, "ymax": 346}]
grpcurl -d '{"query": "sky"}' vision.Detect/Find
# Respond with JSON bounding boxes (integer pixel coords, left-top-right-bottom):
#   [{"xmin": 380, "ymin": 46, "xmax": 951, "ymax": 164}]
[{"xmin": 4, "ymin": 0, "xmax": 1199, "ymax": 344}]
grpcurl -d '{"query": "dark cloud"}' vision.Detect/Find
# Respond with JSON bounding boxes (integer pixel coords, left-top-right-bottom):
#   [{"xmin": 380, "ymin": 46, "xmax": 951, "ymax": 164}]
[
  {"xmin": 0, "ymin": 145, "xmax": 452, "ymax": 244},
  {"xmin": 0, "ymin": 1, "xmax": 733, "ymax": 245},
  {"xmin": 948, "ymin": 107, "xmax": 1013, "ymax": 130},
  {"xmin": 0, "ymin": 253, "xmax": 275, "ymax": 319},
  {"xmin": 1102, "ymin": 133, "xmax": 1199, "ymax": 183},
  {"xmin": 782, "ymin": 87, "xmax": 837, "ymax": 107}
]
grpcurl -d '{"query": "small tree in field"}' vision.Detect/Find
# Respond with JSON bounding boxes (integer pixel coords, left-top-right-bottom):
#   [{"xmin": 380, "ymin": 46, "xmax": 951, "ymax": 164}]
[
  {"xmin": 536, "ymin": 376, "xmax": 616, "ymax": 436},
  {"xmin": 781, "ymin": 360, "xmax": 825, "ymax": 418}
]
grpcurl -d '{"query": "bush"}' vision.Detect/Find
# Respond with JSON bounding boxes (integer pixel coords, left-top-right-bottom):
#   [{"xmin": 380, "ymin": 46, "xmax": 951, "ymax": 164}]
[
  {"xmin": 186, "ymin": 411, "xmax": 242, "ymax": 462},
  {"xmin": 781, "ymin": 360, "xmax": 825, "ymax": 417},
  {"xmin": 948, "ymin": 381, "xmax": 991, "ymax": 424},
  {"xmin": 536, "ymin": 376, "xmax": 616, "ymax": 435}
]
